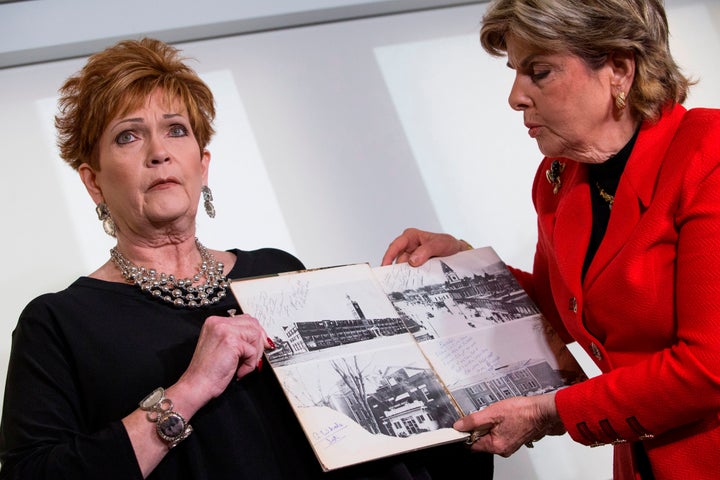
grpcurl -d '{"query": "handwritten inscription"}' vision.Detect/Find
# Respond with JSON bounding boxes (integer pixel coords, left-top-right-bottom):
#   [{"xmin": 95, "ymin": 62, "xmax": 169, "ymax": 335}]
[
  {"xmin": 312, "ymin": 421, "xmax": 349, "ymax": 448},
  {"xmin": 431, "ymin": 336, "xmax": 499, "ymax": 378}
]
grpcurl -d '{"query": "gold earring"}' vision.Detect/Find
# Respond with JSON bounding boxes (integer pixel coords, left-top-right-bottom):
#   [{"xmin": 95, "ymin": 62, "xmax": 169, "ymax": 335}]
[{"xmin": 615, "ymin": 91, "xmax": 627, "ymax": 111}]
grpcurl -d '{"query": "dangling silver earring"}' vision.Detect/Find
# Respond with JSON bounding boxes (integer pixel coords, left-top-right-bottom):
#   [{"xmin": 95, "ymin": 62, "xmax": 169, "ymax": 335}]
[
  {"xmin": 202, "ymin": 185, "xmax": 216, "ymax": 218},
  {"xmin": 95, "ymin": 202, "xmax": 116, "ymax": 237}
]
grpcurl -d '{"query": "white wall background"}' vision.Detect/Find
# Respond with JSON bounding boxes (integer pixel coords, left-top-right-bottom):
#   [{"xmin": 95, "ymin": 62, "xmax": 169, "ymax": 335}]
[{"xmin": 1, "ymin": 0, "xmax": 719, "ymax": 478}]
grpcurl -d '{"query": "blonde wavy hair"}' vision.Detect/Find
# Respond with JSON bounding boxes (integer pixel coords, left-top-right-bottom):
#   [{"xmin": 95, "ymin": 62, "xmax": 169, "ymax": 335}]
[
  {"xmin": 480, "ymin": 0, "xmax": 693, "ymax": 121},
  {"xmin": 55, "ymin": 38, "xmax": 216, "ymax": 170}
]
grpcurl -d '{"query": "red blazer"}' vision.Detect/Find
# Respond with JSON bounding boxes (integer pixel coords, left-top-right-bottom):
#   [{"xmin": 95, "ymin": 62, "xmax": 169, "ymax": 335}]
[{"xmin": 511, "ymin": 104, "xmax": 720, "ymax": 480}]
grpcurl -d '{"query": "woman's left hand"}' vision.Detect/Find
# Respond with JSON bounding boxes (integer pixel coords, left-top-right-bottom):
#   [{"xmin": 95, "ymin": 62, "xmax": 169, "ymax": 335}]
[{"xmin": 454, "ymin": 393, "xmax": 565, "ymax": 457}]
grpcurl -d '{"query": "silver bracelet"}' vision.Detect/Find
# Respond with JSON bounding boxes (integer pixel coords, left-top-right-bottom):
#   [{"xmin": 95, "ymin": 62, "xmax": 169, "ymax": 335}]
[{"xmin": 139, "ymin": 387, "xmax": 193, "ymax": 449}]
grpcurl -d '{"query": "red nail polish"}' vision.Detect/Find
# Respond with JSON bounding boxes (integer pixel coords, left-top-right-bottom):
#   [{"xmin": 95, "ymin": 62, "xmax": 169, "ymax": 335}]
[
  {"xmin": 266, "ymin": 337, "xmax": 276, "ymax": 350},
  {"xmin": 257, "ymin": 358, "xmax": 263, "ymax": 371}
]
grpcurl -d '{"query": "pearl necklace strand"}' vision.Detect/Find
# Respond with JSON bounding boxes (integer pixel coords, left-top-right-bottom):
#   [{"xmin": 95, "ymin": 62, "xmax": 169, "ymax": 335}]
[{"xmin": 110, "ymin": 238, "xmax": 229, "ymax": 308}]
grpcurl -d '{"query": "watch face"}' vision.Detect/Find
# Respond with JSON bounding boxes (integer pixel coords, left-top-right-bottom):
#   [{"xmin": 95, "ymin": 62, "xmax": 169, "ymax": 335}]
[{"xmin": 158, "ymin": 412, "xmax": 185, "ymax": 440}]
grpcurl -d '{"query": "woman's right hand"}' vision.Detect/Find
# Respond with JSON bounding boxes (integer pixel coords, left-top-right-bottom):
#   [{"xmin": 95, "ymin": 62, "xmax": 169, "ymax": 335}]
[
  {"xmin": 125, "ymin": 311, "xmax": 271, "ymax": 476},
  {"xmin": 176, "ymin": 312, "xmax": 270, "ymax": 405},
  {"xmin": 381, "ymin": 228, "xmax": 467, "ymax": 266}
]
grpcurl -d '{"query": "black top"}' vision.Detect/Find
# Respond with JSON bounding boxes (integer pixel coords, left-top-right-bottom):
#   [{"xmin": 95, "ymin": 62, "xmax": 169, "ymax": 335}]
[
  {"xmin": 0, "ymin": 248, "xmax": 491, "ymax": 479},
  {"xmin": 582, "ymin": 128, "xmax": 640, "ymax": 279}
]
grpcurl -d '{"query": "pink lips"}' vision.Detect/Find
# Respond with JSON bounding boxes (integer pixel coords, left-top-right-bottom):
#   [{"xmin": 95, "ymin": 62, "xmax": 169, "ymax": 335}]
[
  {"xmin": 526, "ymin": 124, "xmax": 542, "ymax": 138},
  {"xmin": 148, "ymin": 177, "xmax": 180, "ymax": 190}
]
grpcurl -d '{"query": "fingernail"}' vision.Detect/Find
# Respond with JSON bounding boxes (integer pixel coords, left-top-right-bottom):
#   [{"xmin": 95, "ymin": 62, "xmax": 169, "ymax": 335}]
[
  {"xmin": 266, "ymin": 337, "xmax": 276, "ymax": 350},
  {"xmin": 257, "ymin": 358, "xmax": 263, "ymax": 371}
]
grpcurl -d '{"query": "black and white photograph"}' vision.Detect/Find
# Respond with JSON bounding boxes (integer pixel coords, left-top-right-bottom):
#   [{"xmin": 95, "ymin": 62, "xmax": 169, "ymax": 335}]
[
  {"xmin": 232, "ymin": 263, "xmax": 412, "ymax": 367},
  {"xmin": 418, "ymin": 316, "xmax": 586, "ymax": 415},
  {"xmin": 373, "ymin": 247, "xmax": 540, "ymax": 340},
  {"xmin": 272, "ymin": 339, "xmax": 468, "ymax": 470}
]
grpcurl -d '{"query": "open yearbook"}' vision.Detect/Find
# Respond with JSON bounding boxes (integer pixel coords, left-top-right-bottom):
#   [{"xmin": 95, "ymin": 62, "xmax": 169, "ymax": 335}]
[{"xmin": 230, "ymin": 247, "xmax": 586, "ymax": 471}]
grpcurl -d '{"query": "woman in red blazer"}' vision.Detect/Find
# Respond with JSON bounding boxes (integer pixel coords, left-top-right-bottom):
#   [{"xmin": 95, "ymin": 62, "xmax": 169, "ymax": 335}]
[{"xmin": 381, "ymin": 1, "xmax": 720, "ymax": 479}]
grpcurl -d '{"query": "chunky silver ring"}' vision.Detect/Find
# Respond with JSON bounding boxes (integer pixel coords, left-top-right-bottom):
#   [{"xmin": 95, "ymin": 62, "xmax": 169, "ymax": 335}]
[{"xmin": 465, "ymin": 430, "xmax": 486, "ymax": 445}]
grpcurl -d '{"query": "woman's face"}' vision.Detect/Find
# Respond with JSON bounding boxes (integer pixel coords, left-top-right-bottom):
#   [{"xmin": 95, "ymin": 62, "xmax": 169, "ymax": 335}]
[
  {"xmin": 80, "ymin": 89, "xmax": 210, "ymax": 239},
  {"xmin": 505, "ymin": 36, "xmax": 621, "ymax": 163}
]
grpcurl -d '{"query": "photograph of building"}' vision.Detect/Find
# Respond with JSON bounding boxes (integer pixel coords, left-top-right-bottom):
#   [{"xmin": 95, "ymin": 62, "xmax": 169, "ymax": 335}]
[
  {"xmin": 379, "ymin": 255, "xmax": 540, "ymax": 340},
  {"xmin": 278, "ymin": 348, "xmax": 460, "ymax": 438}
]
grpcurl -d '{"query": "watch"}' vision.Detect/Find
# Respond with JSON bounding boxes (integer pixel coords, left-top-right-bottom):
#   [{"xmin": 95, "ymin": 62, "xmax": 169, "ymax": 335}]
[{"xmin": 139, "ymin": 387, "xmax": 193, "ymax": 449}]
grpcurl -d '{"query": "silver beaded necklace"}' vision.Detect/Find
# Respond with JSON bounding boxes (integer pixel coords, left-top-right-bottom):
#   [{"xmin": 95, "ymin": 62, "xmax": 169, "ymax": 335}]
[{"xmin": 110, "ymin": 238, "xmax": 229, "ymax": 308}]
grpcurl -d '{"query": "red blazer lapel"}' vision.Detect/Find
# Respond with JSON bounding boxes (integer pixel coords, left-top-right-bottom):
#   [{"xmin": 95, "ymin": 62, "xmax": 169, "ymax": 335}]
[
  {"xmin": 551, "ymin": 163, "xmax": 591, "ymax": 293},
  {"xmin": 583, "ymin": 104, "xmax": 687, "ymax": 286},
  {"xmin": 536, "ymin": 159, "xmax": 592, "ymax": 291}
]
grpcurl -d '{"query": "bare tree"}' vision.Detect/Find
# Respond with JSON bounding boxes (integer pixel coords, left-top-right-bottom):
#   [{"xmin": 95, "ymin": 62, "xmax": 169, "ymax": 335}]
[
  {"xmin": 283, "ymin": 368, "xmax": 331, "ymax": 408},
  {"xmin": 330, "ymin": 356, "xmax": 382, "ymax": 433}
]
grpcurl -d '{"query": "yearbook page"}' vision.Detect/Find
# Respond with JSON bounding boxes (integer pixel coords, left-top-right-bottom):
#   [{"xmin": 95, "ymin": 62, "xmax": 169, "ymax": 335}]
[{"xmin": 230, "ymin": 247, "xmax": 586, "ymax": 471}]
